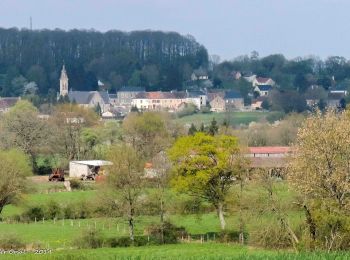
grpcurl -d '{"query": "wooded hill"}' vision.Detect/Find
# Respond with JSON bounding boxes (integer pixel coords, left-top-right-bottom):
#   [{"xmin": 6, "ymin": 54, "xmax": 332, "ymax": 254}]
[{"xmin": 0, "ymin": 28, "xmax": 208, "ymax": 97}]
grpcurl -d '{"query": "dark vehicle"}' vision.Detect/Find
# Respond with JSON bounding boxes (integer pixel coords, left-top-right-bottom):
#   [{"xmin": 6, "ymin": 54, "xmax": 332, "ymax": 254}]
[{"xmin": 49, "ymin": 168, "xmax": 65, "ymax": 182}]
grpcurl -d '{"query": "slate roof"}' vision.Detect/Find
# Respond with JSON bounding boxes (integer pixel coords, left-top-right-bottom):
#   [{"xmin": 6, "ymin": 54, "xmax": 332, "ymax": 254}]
[
  {"xmin": 328, "ymin": 92, "xmax": 345, "ymax": 100},
  {"xmin": 135, "ymin": 91, "xmax": 179, "ymax": 99},
  {"xmin": 68, "ymin": 91, "xmax": 110, "ymax": 104},
  {"xmin": 99, "ymin": 91, "xmax": 110, "ymax": 103},
  {"xmin": 186, "ymin": 90, "xmax": 206, "ymax": 98},
  {"xmin": 224, "ymin": 90, "xmax": 242, "ymax": 99},
  {"xmin": 257, "ymin": 85, "xmax": 272, "ymax": 91},
  {"xmin": 119, "ymin": 86, "xmax": 145, "ymax": 92}
]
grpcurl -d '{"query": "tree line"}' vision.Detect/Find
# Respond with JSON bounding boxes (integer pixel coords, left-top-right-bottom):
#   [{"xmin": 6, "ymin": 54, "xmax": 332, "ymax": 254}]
[
  {"xmin": 0, "ymin": 28, "xmax": 208, "ymax": 97},
  {"xmin": 211, "ymin": 53, "xmax": 350, "ymax": 112}
]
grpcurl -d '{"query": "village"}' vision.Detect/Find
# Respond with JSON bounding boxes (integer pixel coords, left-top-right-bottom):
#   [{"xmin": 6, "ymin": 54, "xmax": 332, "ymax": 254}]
[
  {"xmin": 2, "ymin": 65, "xmax": 348, "ymax": 119},
  {"xmin": 2, "ymin": 0, "xmax": 350, "ymax": 257}
]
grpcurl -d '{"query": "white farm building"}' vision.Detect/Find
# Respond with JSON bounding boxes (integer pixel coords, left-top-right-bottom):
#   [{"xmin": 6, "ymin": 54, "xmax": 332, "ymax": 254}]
[{"xmin": 69, "ymin": 160, "xmax": 113, "ymax": 179}]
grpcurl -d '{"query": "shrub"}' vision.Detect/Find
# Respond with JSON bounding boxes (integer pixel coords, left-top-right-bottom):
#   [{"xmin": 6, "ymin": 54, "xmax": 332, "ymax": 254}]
[
  {"xmin": 69, "ymin": 179, "xmax": 83, "ymax": 190},
  {"xmin": 0, "ymin": 234, "xmax": 25, "ymax": 249},
  {"xmin": 266, "ymin": 111, "xmax": 285, "ymax": 123},
  {"xmin": 107, "ymin": 237, "xmax": 131, "ymax": 247},
  {"xmin": 23, "ymin": 206, "xmax": 45, "ymax": 221},
  {"xmin": 74, "ymin": 229, "xmax": 105, "ymax": 249},
  {"xmin": 45, "ymin": 200, "xmax": 61, "ymax": 219},
  {"xmin": 145, "ymin": 221, "xmax": 187, "ymax": 244},
  {"xmin": 249, "ymin": 224, "xmax": 293, "ymax": 249},
  {"xmin": 177, "ymin": 103, "xmax": 198, "ymax": 118}
]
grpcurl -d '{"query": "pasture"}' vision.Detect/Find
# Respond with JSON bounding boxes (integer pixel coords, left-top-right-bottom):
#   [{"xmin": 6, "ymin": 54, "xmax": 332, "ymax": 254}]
[{"xmin": 174, "ymin": 111, "xmax": 277, "ymax": 127}]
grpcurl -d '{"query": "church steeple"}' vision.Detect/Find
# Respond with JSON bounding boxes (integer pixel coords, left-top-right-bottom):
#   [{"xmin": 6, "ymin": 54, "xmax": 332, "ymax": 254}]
[{"xmin": 60, "ymin": 64, "xmax": 69, "ymax": 96}]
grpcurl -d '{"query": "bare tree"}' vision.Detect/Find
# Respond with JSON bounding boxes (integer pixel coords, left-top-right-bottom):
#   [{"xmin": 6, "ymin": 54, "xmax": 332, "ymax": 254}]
[{"xmin": 106, "ymin": 145, "xmax": 144, "ymax": 242}]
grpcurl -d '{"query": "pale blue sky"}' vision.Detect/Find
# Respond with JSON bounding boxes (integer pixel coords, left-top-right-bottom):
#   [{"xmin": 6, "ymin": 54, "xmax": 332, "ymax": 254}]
[{"xmin": 0, "ymin": 0, "xmax": 349, "ymax": 60}]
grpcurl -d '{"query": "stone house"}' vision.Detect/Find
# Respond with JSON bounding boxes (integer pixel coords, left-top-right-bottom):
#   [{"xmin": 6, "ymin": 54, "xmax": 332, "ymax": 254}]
[{"xmin": 224, "ymin": 90, "xmax": 244, "ymax": 111}]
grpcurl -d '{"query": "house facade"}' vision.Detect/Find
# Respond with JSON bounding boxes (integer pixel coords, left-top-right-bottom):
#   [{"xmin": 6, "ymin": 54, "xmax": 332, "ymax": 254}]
[
  {"xmin": 210, "ymin": 96, "xmax": 226, "ymax": 112},
  {"xmin": 185, "ymin": 90, "xmax": 207, "ymax": 108},
  {"xmin": 254, "ymin": 85, "xmax": 272, "ymax": 96},
  {"xmin": 117, "ymin": 86, "xmax": 145, "ymax": 107},
  {"xmin": 131, "ymin": 91, "xmax": 206, "ymax": 112},
  {"xmin": 132, "ymin": 92, "xmax": 186, "ymax": 112},
  {"xmin": 224, "ymin": 90, "xmax": 244, "ymax": 111},
  {"xmin": 191, "ymin": 68, "xmax": 209, "ymax": 81}
]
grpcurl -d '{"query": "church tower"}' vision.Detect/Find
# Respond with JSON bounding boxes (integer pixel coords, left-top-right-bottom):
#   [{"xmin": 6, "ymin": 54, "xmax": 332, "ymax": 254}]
[{"xmin": 59, "ymin": 65, "xmax": 69, "ymax": 96}]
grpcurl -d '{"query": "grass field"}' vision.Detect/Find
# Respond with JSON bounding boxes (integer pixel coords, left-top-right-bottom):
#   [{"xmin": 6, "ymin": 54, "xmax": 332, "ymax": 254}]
[
  {"xmin": 2, "ymin": 244, "xmax": 350, "ymax": 260},
  {"xmin": 174, "ymin": 111, "xmax": 273, "ymax": 127},
  {"xmin": 0, "ymin": 181, "xmax": 303, "ymax": 250}
]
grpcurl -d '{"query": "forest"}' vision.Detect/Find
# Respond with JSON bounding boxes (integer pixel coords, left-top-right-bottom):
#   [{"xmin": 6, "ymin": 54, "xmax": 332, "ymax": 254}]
[{"xmin": 0, "ymin": 28, "xmax": 208, "ymax": 97}]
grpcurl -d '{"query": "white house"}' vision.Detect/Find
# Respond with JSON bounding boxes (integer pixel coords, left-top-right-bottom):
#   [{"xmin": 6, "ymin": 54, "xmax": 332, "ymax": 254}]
[{"xmin": 254, "ymin": 85, "xmax": 273, "ymax": 96}]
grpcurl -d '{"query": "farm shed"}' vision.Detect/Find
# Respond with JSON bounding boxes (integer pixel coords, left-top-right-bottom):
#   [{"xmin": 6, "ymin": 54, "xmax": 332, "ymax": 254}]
[{"xmin": 69, "ymin": 160, "xmax": 112, "ymax": 178}]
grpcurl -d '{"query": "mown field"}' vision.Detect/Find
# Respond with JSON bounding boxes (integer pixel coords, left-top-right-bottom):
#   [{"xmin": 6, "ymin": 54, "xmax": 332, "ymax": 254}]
[
  {"xmin": 0, "ymin": 180, "xmax": 303, "ymax": 248},
  {"xmin": 1, "ymin": 178, "xmax": 344, "ymax": 259},
  {"xmin": 174, "ymin": 111, "xmax": 275, "ymax": 127},
  {"xmin": 2, "ymin": 244, "xmax": 350, "ymax": 260}
]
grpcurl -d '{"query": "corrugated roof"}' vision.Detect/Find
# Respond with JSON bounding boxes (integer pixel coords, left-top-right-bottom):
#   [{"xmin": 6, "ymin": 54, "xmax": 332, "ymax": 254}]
[
  {"xmin": 249, "ymin": 147, "xmax": 291, "ymax": 154},
  {"xmin": 70, "ymin": 160, "xmax": 113, "ymax": 166}
]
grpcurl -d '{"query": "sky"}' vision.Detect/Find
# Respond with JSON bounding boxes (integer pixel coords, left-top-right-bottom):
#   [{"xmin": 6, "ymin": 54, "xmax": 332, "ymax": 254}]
[{"xmin": 0, "ymin": 0, "xmax": 349, "ymax": 61}]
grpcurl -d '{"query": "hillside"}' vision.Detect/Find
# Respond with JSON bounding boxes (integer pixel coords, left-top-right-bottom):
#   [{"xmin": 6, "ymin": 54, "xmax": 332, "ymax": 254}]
[{"xmin": 0, "ymin": 28, "xmax": 208, "ymax": 96}]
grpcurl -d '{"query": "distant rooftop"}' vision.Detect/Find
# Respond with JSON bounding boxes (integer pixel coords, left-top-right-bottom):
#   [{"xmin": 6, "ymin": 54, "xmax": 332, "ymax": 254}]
[
  {"xmin": 119, "ymin": 86, "xmax": 145, "ymax": 92},
  {"xmin": 249, "ymin": 147, "xmax": 291, "ymax": 154},
  {"xmin": 68, "ymin": 91, "xmax": 110, "ymax": 104},
  {"xmin": 224, "ymin": 90, "xmax": 242, "ymax": 99}
]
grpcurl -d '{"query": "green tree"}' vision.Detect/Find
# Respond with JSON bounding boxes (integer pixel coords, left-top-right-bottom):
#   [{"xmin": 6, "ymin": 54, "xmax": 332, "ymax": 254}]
[
  {"xmin": 207, "ymin": 118, "xmax": 219, "ymax": 136},
  {"xmin": 0, "ymin": 149, "xmax": 32, "ymax": 215},
  {"xmin": 188, "ymin": 123, "xmax": 197, "ymax": 135},
  {"xmin": 0, "ymin": 100, "xmax": 50, "ymax": 171},
  {"xmin": 168, "ymin": 133, "xmax": 247, "ymax": 230}
]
